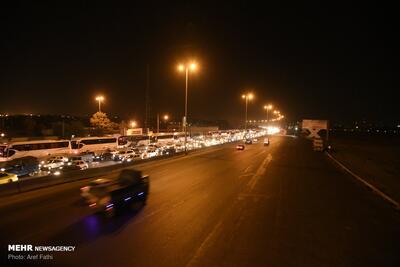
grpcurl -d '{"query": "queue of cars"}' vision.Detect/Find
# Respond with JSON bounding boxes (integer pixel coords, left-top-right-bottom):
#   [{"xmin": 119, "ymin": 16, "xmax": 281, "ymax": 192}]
[{"xmin": 0, "ymin": 130, "xmax": 267, "ymax": 185}]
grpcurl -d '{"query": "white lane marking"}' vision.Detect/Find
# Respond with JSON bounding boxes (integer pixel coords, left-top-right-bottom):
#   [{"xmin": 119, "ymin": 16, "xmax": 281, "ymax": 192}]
[
  {"xmin": 244, "ymin": 166, "xmax": 252, "ymax": 173},
  {"xmin": 239, "ymin": 173, "xmax": 254, "ymax": 179},
  {"xmin": 185, "ymin": 216, "xmax": 225, "ymax": 267},
  {"xmin": 246, "ymin": 153, "xmax": 273, "ymax": 191},
  {"xmin": 326, "ymin": 152, "xmax": 400, "ymax": 210},
  {"xmin": 238, "ymin": 193, "xmax": 273, "ymax": 200}
]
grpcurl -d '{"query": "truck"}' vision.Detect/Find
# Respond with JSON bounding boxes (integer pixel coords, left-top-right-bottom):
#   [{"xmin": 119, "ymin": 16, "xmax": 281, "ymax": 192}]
[{"xmin": 80, "ymin": 169, "xmax": 149, "ymax": 217}]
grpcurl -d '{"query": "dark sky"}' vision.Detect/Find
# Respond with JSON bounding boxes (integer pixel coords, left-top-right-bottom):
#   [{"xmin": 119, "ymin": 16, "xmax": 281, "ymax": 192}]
[{"xmin": 0, "ymin": 2, "xmax": 398, "ymax": 125}]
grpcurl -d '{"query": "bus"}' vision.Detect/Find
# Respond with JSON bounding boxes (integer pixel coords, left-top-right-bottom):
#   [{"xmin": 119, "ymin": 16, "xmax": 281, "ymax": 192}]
[
  {"xmin": 0, "ymin": 140, "xmax": 71, "ymax": 162},
  {"xmin": 150, "ymin": 132, "xmax": 186, "ymax": 146},
  {"xmin": 71, "ymin": 136, "xmax": 121, "ymax": 155},
  {"xmin": 118, "ymin": 135, "xmax": 150, "ymax": 147}
]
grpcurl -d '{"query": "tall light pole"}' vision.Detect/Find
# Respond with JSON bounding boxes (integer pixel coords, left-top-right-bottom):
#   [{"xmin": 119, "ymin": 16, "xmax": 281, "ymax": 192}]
[
  {"xmin": 156, "ymin": 114, "xmax": 169, "ymax": 133},
  {"xmin": 242, "ymin": 93, "xmax": 254, "ymax": 131},
  {"xmin": 178, "ymin": 62, "xmax": 197, "ymax": 155},
  {"xmin": 163, "ymin": 114, "xmax": 169, "ymax": 132},
  {"xmin": 95, "ymin": 96, "xmax": 104, "ymax": 112},
  {"xmin": 263, "ymin": 104, "xmax": 273, "ymax": 124}
]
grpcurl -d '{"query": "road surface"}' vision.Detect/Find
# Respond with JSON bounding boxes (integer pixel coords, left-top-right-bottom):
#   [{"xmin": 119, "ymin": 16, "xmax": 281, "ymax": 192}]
[{"xmin": 1, "ymin": 136, "xmax": 399, "ymax": 266}]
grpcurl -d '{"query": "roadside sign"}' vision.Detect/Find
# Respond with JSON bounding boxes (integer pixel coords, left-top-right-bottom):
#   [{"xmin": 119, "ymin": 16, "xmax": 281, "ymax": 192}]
[{"xmin": 302, "ymin": 119, "xmax": 328, "ymax": 139}]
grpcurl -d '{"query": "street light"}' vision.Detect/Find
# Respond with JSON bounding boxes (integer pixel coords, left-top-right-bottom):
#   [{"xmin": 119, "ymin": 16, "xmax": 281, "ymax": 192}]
[
  {"xmin": 130, "ymin": 121, "xmax": 137, "ymax": 128},
  {"xmin": 95, "ymin": 96, "xmax": 104, "ymax": 112},
  {"xmin": 242, "ymin": 93, "xmax": 254, "ymax": 131},
  {"xmin": 263, "ymin": 104, "xmax": 273, "ymax": 123},
  {"xmin": 177, "ymin": 61, "xmax": 198, "ymax": 154}
]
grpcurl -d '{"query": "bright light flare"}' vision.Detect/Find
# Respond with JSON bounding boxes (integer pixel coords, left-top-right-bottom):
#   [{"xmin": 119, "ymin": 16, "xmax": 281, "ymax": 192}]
[
  {"xmin": 95, "ymin": 96, "xmax": 104, "ymax": 102},
  {"xmin": 177, "ymin": 62, "xmax": 198, "ymax": 72},
  {"xmin": 267, "ymin": 126, "xmax": 280, "ymax": 135},
  {"xmin": 264, "ymin": 104, "xmax": 273, "ymax": 110},
  {"xmin": 177, "ymin": 64, "xmax": 185, "ymax": 71},
  {"xmin": 242, "ymin": 93, "xmax": 254, "ymax": 100}
]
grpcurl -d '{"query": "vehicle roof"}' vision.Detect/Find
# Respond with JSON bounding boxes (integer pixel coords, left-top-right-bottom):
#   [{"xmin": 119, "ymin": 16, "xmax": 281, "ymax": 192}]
[
  {"xmin": 71, "ymin": 136, "xmax": 117, "ymax": 141},
  {"xmin": 8, "ymin": 140, "xmax": 70, "ymax": 145}
]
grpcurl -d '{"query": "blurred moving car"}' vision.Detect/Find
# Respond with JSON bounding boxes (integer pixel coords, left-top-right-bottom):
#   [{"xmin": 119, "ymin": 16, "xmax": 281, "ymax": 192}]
[
  {"xmin": 80, "ymin": 178, "xmax": 113, "ymax": 199},
  {"xmin": 263, "ymin": 138, "xmax": 270, "ymax": 146},
  {"xmin": 0, "ymin": 172, "xmax": 19, "ymax": 184},
  {"xmin": 80, "ymin": 169, "xmax": 149, "ymax": 217},
  {"xmin": 236, "ymin": 144, "xmax": 245, "ymax": 150}
]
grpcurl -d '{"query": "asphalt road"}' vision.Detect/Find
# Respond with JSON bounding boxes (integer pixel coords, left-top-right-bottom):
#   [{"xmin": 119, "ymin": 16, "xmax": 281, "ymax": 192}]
[{"xmin": 1, "ymin": 136, "xmax": 399, "ymax": 267}]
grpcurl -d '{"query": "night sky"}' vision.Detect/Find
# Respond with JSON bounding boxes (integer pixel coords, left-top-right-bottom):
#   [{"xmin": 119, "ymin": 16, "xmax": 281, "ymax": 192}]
[{"xmin": 0, "ymin": 2, "xmax": 398, "ymax": 125}]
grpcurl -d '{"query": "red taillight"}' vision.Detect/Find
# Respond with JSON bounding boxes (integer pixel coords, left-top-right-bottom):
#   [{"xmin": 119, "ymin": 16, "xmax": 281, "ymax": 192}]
[
  {"xmin": 81, "ymin": 186, "xmax": 89, "ymax": 192},
  {"xmin": 89, "ymin": 203, "xmax": 96, "ymax": 208}
]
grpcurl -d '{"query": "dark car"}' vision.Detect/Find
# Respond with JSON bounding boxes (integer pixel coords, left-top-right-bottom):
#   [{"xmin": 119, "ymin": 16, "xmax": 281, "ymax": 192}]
[
  {"xmin": 80, "ymin": 169, "xmax": 149, "ymax": 217},
  {"xmin": 245, "ymin": 139, "xmax": 252, "ymax": 144},
  {"xmin": 46, "ymin": 164, "xmax": 82, "ymax": 176},
  {"xmin": 0, "ymin": 157, "xmax": 39, "ymax": 177},
  {"xmin": 93, "ymin": 151, "xmax": 114, "ymax": 162},
  {"xmin": 236, "ymin": 144, "xmax": 245, "ymax": 150},
  {"xmin": 160, "ymin": 147, "xmax": 176, "ymax": 156}
]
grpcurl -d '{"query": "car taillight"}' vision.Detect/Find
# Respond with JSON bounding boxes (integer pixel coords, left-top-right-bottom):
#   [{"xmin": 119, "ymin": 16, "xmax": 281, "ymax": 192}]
[{"xmin": 81, "ymin": 186, "xmax": 89, "ymax": 192}]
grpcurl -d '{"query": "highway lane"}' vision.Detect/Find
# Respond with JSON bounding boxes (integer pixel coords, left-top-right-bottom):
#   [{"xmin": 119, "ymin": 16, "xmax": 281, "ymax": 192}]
[{"xmin": 1, "ymin": 136, "xmax": 400, "ymax": 267}]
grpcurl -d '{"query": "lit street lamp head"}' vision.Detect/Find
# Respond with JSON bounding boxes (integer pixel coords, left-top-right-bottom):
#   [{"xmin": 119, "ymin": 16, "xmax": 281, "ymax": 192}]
[
  {"xmin": 163, "ymin": 115, "xmax": 169, "ymax": 121},
  {"xmin": 95, "ymin": 95, "xmax": 105, "ymax": 112},
  {"xmin": 264, "ymin": 104, "xmax": 273, "ymax": 110},
  {"xmin": 242, "ymin": 93, "xmax": 254, "ymax": 100},
  {"xmin": 177, "ymin": 64, "xmax": 185, "ymax": 72},
  {"xmin": 95, "ymin": 96, "xmax": 104, "ymax": 102},
  {"xmin": 177, "ymin": 62, "xmax": 198, "ymax": 72}
]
